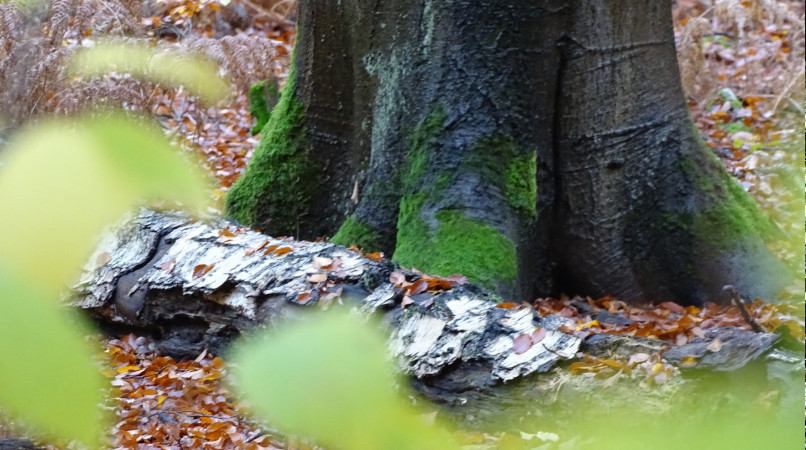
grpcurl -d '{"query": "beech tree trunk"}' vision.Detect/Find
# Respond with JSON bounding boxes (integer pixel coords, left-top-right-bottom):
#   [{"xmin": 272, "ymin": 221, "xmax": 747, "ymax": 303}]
[{"xmin": 225, "ymin": 0, "xmax": 793, "ymax": 306}]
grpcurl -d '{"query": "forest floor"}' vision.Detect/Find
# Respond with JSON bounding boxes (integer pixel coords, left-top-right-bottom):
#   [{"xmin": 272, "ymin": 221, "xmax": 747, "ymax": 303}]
[{"xmin": 0, "ymin": 0, "xmax": 803, "ymax": 449}]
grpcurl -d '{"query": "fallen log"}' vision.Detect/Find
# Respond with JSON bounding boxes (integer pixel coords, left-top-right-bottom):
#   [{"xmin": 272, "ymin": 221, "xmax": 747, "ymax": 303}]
[{"xmin": 70, "ymin": 209, "xmax": 582, "ymax": 396}]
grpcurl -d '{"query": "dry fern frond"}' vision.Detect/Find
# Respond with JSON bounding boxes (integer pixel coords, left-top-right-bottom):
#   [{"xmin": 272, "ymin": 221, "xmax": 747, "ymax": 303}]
[{"xmin": 185, "ymin": 34, "xmax": 281, "ymax": 91}]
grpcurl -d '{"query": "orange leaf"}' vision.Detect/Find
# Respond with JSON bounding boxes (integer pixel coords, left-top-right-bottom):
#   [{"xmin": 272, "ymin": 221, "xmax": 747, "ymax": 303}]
[
  {"xmin": 192, "ymin": 264, "xmax": 214, "ymax": 279},
  {"xmin": 364, "ymin": 252, "xmax": 384, "ymax": 261},
  {"xmin": 245, "ymin": 239, "xmax": 269, "ymax": 256},
  {"xmin": 496, "ymin": 302, "xmax": 518, "ymax": 309}
]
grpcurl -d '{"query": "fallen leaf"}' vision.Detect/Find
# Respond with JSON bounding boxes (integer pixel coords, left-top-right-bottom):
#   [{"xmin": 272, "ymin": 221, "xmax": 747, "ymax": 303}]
[
  {"xmin": 192, "ymin": 264, "xmax": 214, "ymax": 279},
  {"xmin": 407, "ymin": 279, "xmax": 428, "ymax": 296},
  {"xmin": 96, "ymin": 252, "xmax": 111, "ymax": 268},
  {"xmin": 496, "ymin": 302, "xmax": 518, "ymax": 309},
  {"xmin": 297, "ymin": 291, "xmax": 314, "ymax": 305},
  {"xmin": 364, "ymin": 252, "xmax": 383, "ymax": 262},
  {"xmin": 389, "ymin": 271, "xmax": 408, "ymax": 287},
  {"xmin": 312, "ymin": 256, "xmax": 333, "ymax": 270},
  {"xmin": 401, "ymin": 296, "xmax": 414, "ymax": 309},
  {"xmin": 531, "ymin": 328, "xmax": 547, "ymax": 344},
  {"xmin": 245, "ymin": 239, "xmax": 269, "ymax": 256},
  {"xmin": 658, "ymin": 301, "xmax": 686, "ymax": 315},
  {"xmin": 628, "ymin": 353, "xmax": 650, "ymax": 365},
  {"xmin": 218, "ymin": 228, "xmax": 236, "ymax": 237},
  {"xmin": 512, "ymin": 334, "xmax": 533, "ymax": 354},
  {"xmin": 706, "ymin": 338, "xmax": 722, "ymax": 352},
  {"xmin": 272, "ymin": 247, "xmax": 293, "ymax": 256},
  {"xmin": 680, "ymin": 356, "xmax": 699, "ymax": 367},
  {"xmin": 159, "ymin": 258, "xmax": 176, "ymax": 273},
  {"xmin": 308, "ymin": 273, "xmax": 327, "ymax": 283}
]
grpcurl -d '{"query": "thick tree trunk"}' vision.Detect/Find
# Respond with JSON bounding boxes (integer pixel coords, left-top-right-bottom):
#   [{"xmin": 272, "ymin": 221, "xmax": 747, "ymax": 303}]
[{"xmin": 225, "ymin": 0, "xmax": 793, "ymax": 305}]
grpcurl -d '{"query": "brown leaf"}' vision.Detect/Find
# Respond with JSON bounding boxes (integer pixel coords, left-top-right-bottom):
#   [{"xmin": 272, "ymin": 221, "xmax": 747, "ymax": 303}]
[
  {"xmin": 364, "ymin": 251, "xmax": 384, "ymax": 261},
  {"xmin": 159, "ymin": 258, "xmax": 176, "ymax": 273},
  {"xmin": 272, "ymin": 246, "xmax": 293, "ymax": 256},
  {"xmin": 512, "ymin": 334, "xmax": 533, "ymax": 354},
  {"xmin": 658, "ymin": 301, "xmax": 687, "ymax": 315},
  {"xmin": 496, "ymin": 302, "xmax": 518, "ymax": 309},
  {"xmin": 245, "ymin": 239, "xmax": 269, "ymax": 256},
  {"xmin": 192, "ymin": 264, "xmax": 214, "ymax": 279},
  {"xmin": 389, "ymin": 271, "xmax": 408, "ymax": 287},
  {"xmin": 407, "ymin": 279, "xmax": 428, "ymax": 296},
  {"xmin": 297, "ymin": 291, "xmax": 314, "ymax": 305},
  {"xmin": 218, "ymin": 228, "xmax": 236, "ymax": 237}
]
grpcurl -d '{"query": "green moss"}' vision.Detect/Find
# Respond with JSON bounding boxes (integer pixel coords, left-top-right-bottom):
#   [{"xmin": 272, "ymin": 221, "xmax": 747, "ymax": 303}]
[
  {"xmin": 331, "ymin": 217, "xmax": 382, "ymax": 251},
  {"xmin": 224, "ymin": 58, "xmax": 313, "ymax": 234},
  {"xmin": 403, "ymin": 106, "xmax": 447, "ymax": 188},
  {"xmin": 394, "ymin": 210, "xmax": 517, "ymax": 290},
  {"xmin": 673, "ymin": 149, "xmax": 778, "ymax": 248},
  {"xmin": 466, "ymin": 135, "xmax": 537, "ymax": 218},
  {"xmin": 506, "ymin": 153, "xmax": 537, "ymax": 217},
  {"xmin": 249, "ymin": 80, "xmax": 280, "ymax": 135}
]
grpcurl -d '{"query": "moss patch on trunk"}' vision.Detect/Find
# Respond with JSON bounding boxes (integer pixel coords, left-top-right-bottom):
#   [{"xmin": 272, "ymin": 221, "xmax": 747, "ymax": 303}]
[
  {"xmin": 224, "ymin": 60, "xmax": 313, "ymax": 234},
  {"xmin": 466, "ymin": 135, "xmax": 537, "ymax": 219},
  {"xmin": 392, "ymin": 107, "xmax": 517, "ymax": 292},
  {"xmin": 675, "ymin": 147, "xmax": 778, "ymax": 247},
  {"xmin": 248, "ymin": 79, "xmax": 280, "ymax": 135},
  {"xmin": 394, "ymin": 209, "xmax": 517, "ymax": 291},
  {"xmin": 331, "ymin": 217, "xmax": 382, "ymax": 252}
]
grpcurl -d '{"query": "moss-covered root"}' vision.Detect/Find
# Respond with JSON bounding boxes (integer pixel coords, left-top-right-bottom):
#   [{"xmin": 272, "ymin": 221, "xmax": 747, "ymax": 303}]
[
  {"xmin": 394, "ymin": 208, "xmax": 517, "ymax": 294},
  {"xmin": 249, "ymin": 79, "xmax": 281, "ymax": 135},
  {"xmin": 330, "ymin": 216, "xmax": 383, "ymax": 252},
  {"xmin": 224, "ymin": 63, "xmax": 313, "ymax": 234}
]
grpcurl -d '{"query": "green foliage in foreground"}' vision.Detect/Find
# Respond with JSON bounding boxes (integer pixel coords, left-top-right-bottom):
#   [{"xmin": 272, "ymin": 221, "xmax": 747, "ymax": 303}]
[
  {"xmin": 0, "ymin": 40, "xmax": 221, "ymax": 446},
  {"xmin": 229, "ymin": 312, "xmax": 460, "ymax": 450}
]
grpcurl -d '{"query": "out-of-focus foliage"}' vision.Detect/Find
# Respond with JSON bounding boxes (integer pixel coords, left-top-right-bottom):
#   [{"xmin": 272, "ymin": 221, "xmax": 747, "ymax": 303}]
[
  {"xmin": 0, "ymin": 114, "xmax": 211, "ymax": 293},
  {"xmin": 0, "ymin": 271, "xmax": 105, "ymax": 446},
  {"xmin": 229, "ymin": 311, "xmax": 460, "ymax": 450},
  {"xmin": 70, "ymin": 42, "xmax": 228, "ymax": 105},
  {"xmin": 0, "ymin": 37, "xmax": 221, "ymax": 446}
]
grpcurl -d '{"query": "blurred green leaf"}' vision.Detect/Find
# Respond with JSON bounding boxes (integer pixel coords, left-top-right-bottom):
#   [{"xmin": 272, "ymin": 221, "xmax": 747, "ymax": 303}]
[
  {"xmin": 229, "ymin": 311, "xmax": 459, "ymax": 450},
  {"xmin": 0, "ymin": 268, "xmax": 106, "ymax": 446},
  {"xmin": 69, "ymin": 42, "xmax": 228, "ymax": 104},
  {"xmin": 0, "ymin": 113, "xmax": 210, "ymax": 293}
]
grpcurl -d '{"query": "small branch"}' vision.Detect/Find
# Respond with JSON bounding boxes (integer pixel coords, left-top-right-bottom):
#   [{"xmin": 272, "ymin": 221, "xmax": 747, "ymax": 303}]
[{"xmin": 722, "ymin": 285, "xmax": 764, "ymax": 333}]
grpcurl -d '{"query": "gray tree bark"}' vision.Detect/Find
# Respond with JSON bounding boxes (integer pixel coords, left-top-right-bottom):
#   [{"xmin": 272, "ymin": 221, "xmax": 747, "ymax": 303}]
[{"xmin": 225, "ymin": 0, "xmax": 793, "ymax": 306}]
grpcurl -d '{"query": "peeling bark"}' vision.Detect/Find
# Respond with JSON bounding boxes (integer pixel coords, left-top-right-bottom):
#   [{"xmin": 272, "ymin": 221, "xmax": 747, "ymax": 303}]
[{"xmin": 71, "ymin": 210, "xmax": 581, "ymax": 397}]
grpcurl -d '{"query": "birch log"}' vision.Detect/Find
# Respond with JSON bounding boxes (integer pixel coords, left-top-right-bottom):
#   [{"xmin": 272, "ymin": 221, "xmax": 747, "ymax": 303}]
[{"xmin": 70, "ymin": 209, "xmax": 581, "ymax": 395}]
